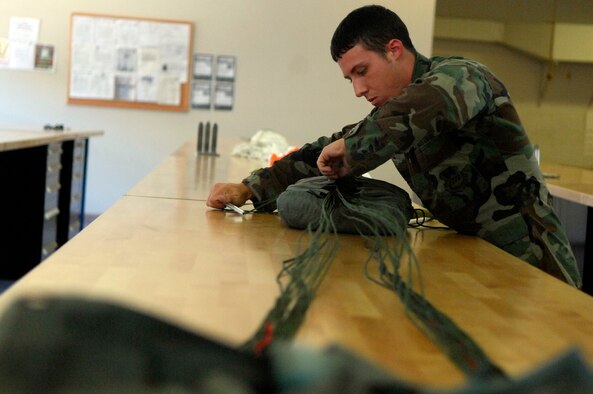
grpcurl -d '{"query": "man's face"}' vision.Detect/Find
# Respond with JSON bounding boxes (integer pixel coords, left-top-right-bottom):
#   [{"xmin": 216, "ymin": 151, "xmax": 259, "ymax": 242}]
[{"xmin": 337, "ymin": 42, "xmax": 410, "ymax": 107}]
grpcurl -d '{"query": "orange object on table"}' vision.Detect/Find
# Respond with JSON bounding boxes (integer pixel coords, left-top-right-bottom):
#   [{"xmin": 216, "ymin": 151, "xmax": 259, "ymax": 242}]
[{"xmin": 269, "ymin": 146, "xmax": 299, "ymax": 166}]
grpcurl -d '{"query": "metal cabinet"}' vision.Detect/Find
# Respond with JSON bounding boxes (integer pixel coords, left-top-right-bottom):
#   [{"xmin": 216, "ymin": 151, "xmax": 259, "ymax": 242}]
[
  {"xmin": 57, "ymin": 138, "xmax": 88, "ymax": 245},
  {"xmin": 0, "ymin": 139, "xmax": 89, "ymax": 279}
]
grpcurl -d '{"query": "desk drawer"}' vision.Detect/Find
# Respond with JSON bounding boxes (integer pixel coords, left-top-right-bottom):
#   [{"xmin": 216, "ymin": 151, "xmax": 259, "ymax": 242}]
[
  {"xmin": 71, "ymin": 171, "xmax": 84, "ymax": 196},
  {"xmin": 68, "ymin": 193, "xmax": 82, "ymax": 238},
  {"xmin": 74, "ymin": 138, "xmax": 86, "ymax": 152},
  {"xmin": 41, "ymin": 208, "xmax": 59, "ymax": 260},
  {"xmin": 72, "ymin": 140, "xmax": 86, "ymax": 177},
  {"xmin": 68, "ymin": 218, "xmax": 81, "ymax": 239},
  {"xmin": 46, "ymin": 162, "xmax": 62, "ymax": 185},
  {"xmin": 45, "ymin": 142, "xmax": 62, "ymax": 213},
  {"xmin": 44, "ymin": 182, "xmax": 61, "ymax": 212},
  {"xmin": 47, "ymin": 142, "xmax": 63, "ymax": 166}
]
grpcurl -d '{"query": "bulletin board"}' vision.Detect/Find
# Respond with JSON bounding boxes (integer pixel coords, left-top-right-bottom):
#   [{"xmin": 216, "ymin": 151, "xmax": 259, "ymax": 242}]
[{"xmin": 68, "ymin": 13, "xmax": 193, "ymax": 112}]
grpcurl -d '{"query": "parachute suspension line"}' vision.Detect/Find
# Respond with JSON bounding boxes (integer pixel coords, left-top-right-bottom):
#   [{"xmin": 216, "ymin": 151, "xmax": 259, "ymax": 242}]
[
  {"xmin": 335, "ymin": 188, "xmax": 507, "ymax": 380},
  {"xmin": 241, "ymin": 189, "xmax": 340, "ymax": 354},
  {"xmin": 244, "ymin": 177, "xmax": 507, "ymax": 380}
]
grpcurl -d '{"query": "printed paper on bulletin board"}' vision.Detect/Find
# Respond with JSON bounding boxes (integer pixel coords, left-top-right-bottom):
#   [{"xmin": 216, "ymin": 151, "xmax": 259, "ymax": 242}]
[{"xmin": 68, "ymin": 13, "xmax": 193, "ymax": 112}]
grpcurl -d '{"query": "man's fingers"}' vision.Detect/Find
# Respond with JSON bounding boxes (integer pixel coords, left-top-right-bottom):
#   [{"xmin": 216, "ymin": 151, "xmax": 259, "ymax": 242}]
[
  {"xmin": 207, "ymin": 183, "xmax": 253, "ymax": 209},
  {"xmin": 207, "ymin": 184, "xmax": 230, "ymax": 209}
]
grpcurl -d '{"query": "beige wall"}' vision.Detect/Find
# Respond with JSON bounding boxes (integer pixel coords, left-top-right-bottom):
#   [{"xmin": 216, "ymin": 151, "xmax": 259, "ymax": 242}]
[
  {"xmin": 433, "ymin": 38, "xmax": 593, "ymax": 169},
  {"xmin": 0, "ymin": 1, "xmax": 435, "ymax": 213}
]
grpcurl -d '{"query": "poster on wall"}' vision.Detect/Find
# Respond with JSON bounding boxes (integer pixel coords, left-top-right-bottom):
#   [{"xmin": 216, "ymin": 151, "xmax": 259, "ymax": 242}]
[
  {"xmin": 68, "ymin": 13, "xmax": 193, "ymax": 111},
  {"xmin": 1, "ymin": 16, "xmax": 55, "ymax": 71},
  {"xmin": 215, "ymin": 55, "xmax": 236, "ymax": 81},
  {"xmin": 9, "ymin": 16, "xmax": 40, "ymax": 42},
  {"xmin": 193, "ymin": 53, "xmax": 213, "ymax": 79},
  {"xmin": 192, "ymin": 53, "xmax": 237, "ymax": 111},
  {"xmin": 192, "ymin": 80, "xmax": 211, "ymax": 109},
  {"xmin": 213, "ymin": 81, "xmax": 234, "ymax": 110},
  {"xmin": 34, "ymin": 44, "xmax": 56, "ymax": 71},
  {"xmin": 5, "ymin": 16, "xmax": 39, "ymax": 70}
]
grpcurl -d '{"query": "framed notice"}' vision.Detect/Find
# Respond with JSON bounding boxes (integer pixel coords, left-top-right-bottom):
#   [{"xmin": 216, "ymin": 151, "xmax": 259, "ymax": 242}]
[
  {"xmin": 213, "ymin": 81, "xmax": 234, "ymax": 110},
  {"xmin": 215, "ymin": 55, "xmax": 236, "ymax": 81},
  {"xmin": 68, "ymin": 13, "xmax": 193, "ymax": 112},
  {"xmin": 193, "ymin": 53, "xmax": 213, "ymax": 79},
  {"xmin": 34, "ymin": 44, "xmax": 56, "ymax": 71},
  {"xmin": 191, "ymin": 80, "xmax": 212, "ymax": 109}
]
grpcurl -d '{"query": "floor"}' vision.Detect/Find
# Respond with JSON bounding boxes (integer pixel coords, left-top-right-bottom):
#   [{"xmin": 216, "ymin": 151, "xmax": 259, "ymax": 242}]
[{"xmin": 0, "ymin": 280, "xmax": 13, "ymax": 294}]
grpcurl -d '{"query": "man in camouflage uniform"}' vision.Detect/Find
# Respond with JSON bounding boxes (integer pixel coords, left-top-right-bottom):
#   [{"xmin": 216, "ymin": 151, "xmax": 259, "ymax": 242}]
[{"xmin": 207, "ymin": 5, "xmax": 581, "ymax": 287}]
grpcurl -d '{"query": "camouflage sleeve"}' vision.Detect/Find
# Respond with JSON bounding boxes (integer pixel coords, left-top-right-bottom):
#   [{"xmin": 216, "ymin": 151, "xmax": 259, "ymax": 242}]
[
  {"xmin": 243, "ymin": 126, "xmax": 356, "ymax": 211},
  {"xmin": 343, "ymin": 60, "xmax": 494, "ymax": 175}
]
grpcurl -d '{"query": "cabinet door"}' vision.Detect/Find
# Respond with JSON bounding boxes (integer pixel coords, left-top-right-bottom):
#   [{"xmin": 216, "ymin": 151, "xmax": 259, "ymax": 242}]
[{"xmin": 0, "ymin": 145, "xmax": 48, "ymax": 279}]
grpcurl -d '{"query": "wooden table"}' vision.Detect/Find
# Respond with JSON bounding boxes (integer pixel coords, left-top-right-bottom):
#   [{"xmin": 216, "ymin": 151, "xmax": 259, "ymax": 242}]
[
  {"xmin": 126, "ymin": 138, "xmax": 261, "ymax": 201},
  {"xmin": 0, "ymin": 140, "xmax": 592, "ymax": 390},
  {"xmin": 0, "ymin": 128, "xmax": 103, "ymax": 152},
  {"xmin": 541, "ymin": 162, "xmax": 593, "ymax": 293}
]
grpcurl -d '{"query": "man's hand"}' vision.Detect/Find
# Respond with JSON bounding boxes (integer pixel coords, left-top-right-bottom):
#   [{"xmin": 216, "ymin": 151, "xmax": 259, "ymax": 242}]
[
  {"xmin": 317, "ymin": 139, "xmax": 352, "ymax": 179},
  {"xmin": 207, "ymin": 183, "xmax": 253, "ymax": 209}
]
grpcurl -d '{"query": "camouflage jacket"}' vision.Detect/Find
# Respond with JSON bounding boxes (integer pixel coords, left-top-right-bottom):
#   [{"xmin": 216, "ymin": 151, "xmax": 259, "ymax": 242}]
[{"xmin": 243, "ymin": 53, "xmax": 581, "ymax": 287}]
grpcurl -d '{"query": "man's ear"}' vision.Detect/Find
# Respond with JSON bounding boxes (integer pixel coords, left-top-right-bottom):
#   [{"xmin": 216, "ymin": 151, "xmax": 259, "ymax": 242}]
[{"xmin": 386, "ymin": 39, "xmax": 404, "ymax": 59}]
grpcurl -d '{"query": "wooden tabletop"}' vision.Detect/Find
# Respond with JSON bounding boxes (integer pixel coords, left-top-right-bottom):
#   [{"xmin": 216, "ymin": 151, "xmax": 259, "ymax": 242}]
[
  {"xmin": 541, "ymin": 162, "xmax": 593, "ymax": 207},
  {"xmin": 1, "ymin": 140, "xmax": 592, "ymax": 389},
  {"xmin": 0, "ymin": 128, "xmax": 104, "ymax": 152},
  {"xmin": 126, "ymin": 139, "xmax": 263, "ymax": 201}
]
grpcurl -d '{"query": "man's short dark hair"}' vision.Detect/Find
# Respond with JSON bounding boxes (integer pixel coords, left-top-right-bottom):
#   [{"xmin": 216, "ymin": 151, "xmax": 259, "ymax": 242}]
[{"xmin": 330, "ymin": 5, "xmax": 416, "ymax": 61}]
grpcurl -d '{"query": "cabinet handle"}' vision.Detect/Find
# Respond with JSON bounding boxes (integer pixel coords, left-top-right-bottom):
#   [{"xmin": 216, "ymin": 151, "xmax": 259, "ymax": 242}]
[
  {"xmin": 42, "ymin": 241, "xmax": 58, "ymax": 257},
  {"xmin": 44, "ymin": 208, "xmax": 60, "ymax": 220},
  {"xmin": 46, "ymin": 182, "xmax": 61, "ymax": 193},
  {"xmin": 69, "ymin": 221, "xmax": 81, "ymax": 232},
  {"xmin": 47, "ymin": 163, "xmax": 62, "ymax": 173},
  {"xmin": 48, "ymin": 142, "xmax": 63, "ymax": 155}
]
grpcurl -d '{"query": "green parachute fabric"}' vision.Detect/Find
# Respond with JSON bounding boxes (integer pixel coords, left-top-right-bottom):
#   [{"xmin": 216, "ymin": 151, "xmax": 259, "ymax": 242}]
[
  {"xmin": 276, "ymin": 176, "xmax": 414, "ymax": 234},
  {"xmin": 245, "ymin": 176, "xmax": 506, "ymax": 380}
]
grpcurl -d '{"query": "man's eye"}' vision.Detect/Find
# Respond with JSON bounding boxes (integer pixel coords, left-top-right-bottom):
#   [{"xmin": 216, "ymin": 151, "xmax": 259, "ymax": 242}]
[{"xmin": 357, "ymin": 68, "xmax": 367, "ymax": 76}]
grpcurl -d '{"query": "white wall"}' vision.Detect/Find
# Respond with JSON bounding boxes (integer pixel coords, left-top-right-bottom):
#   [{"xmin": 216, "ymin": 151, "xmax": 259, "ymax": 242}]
[{"xmin": 0, "ymin": 0, "xmax": 435, "ymax": 214}]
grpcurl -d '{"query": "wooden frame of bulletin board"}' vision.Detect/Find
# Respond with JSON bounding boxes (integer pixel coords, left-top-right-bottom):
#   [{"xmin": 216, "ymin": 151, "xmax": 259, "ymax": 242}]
[{"xmin": 68, "ymin": 13, "xmax": 193, "ymax": 112}]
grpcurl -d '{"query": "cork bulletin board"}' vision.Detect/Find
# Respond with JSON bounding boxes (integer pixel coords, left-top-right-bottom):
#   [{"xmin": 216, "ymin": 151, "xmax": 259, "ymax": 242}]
[{"xmin": 68, "ymin": 13, "xmax": 193, "ymax": 111}]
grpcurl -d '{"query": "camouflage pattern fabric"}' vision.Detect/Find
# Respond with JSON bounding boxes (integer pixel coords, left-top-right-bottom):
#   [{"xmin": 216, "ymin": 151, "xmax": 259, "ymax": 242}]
[{"xmin": 243, "ymin": 53, "xmax": 581, "ymax": 288}]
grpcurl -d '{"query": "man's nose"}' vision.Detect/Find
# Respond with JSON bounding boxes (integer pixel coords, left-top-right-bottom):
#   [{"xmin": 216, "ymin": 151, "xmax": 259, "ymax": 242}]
[{"xmin": 353, "ymin": 79, "xmax": 367, "ymax": 97}]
